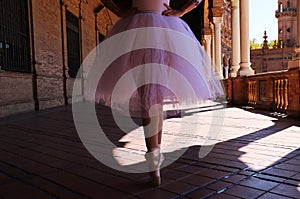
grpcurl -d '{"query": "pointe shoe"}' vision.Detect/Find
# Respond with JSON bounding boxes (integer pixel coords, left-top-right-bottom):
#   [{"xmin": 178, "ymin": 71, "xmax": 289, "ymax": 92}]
[{"xmin": 144, "ymin": 148, "xmax": 164, "ymax": 186}]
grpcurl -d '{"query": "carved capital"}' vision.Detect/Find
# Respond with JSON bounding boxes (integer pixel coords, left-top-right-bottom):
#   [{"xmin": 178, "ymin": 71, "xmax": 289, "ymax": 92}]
[
  {"xmin": 231, "ymin": 0, "xmax": 239, "ymax": 8},
  {"xmin": 213, "ymin": 17, "xmax": 223, "ymax": 28}
]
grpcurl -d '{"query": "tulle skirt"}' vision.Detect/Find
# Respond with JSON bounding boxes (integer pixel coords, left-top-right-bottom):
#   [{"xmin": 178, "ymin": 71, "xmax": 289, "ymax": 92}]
[{"xmin": 84, "ymin": 13, "xmax": 224, "ymax": 118}]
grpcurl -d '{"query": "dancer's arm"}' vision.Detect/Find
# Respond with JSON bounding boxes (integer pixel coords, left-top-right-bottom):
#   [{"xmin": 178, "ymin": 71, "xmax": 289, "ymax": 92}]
[
  {"xmin": 101, "ymin": 0, "xmax": 138, "ymax": 17},
  {"xmin": 162, "ymin": 0, "xmax": 202, "ymax": 17}
]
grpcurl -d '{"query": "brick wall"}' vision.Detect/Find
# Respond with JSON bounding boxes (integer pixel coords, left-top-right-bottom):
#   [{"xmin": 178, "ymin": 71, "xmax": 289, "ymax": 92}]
[
  {"xmin": 0, "ymin": 0, "xmax": 118, "ymax": 117},
  {"xmin": 0, "ymin": 72, "xmax": 34, "ymax": 117}
]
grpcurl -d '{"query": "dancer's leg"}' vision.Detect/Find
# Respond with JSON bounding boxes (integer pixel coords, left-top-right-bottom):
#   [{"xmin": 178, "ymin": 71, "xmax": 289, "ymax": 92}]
[
  {"xmin": 142, "ymin": 112, "xmax": 163, "ymax": 151},
  {"xmin": 139, "ymin": 85, "xmax": 165, "ymax": 185},
  {"xmin": 142, "ymin": 110, "xmax": 164, "ymax": 186},
  {"xmin": 157, "ymin": 115, "xmax": 163, "ymax": 146},
  {"xmin": 143, "ymin": 117, "xmax": 157, "ymax": 151}
]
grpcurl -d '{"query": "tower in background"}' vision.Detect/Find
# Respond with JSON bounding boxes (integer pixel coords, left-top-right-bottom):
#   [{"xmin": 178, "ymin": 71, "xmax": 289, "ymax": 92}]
[
  {"xmin": 276, "ymin": 0, "xmax": 298, "ymax": 48},
  {"xmin": 250, "ymin": 0, "xmax": 298, "ymax": 73}
]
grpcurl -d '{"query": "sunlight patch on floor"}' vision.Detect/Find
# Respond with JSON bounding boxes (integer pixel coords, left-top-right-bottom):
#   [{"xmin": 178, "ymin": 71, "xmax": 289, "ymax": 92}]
[
  {"xmin": 238, "ymin": 126, "xmax": 300, "ymax": 171},
  {"xmin": 112, "ymin": 107, "xmax": 287, "ymax": 167}
]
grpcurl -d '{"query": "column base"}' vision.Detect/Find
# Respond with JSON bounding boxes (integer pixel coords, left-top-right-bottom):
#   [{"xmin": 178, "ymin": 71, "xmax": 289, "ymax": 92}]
[
  {"xmin": 237, "ymin": 62, "xmax": 254, "ymax": 76},
  {"xmin": 216, "ymin": 70, "xmax": 224, "ymax": 80},
  {"xmin": 219, "ymin": 74, "xmax": 224, "ymax": 80},
  {"xmin": 238, "ymin": 69, "xmax": 254, "ymax": 76},
  {"xmin": 229, "ymin": 65, "xmax": 240, "ymax": 78}
]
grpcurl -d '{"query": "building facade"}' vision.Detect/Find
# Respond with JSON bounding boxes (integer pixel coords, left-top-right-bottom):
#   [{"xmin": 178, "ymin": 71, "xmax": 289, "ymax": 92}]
[
  {"xmin": 1, "ymin": 0, "xmax": 258, "ymax": 117},
  {"xmin": 221, "ymin": 0, "xmax": 232, "ymax": 78},
  {"xmin": 251, "ymin": 0, "xmax": 298, "ymax": 73},
  {"xmin": 200, "ymin": 0, "xmax": 233, "ymax": 78},
  {"xmin": 0, "ymin": 0, "xmax": 118, "ymax": 116}
]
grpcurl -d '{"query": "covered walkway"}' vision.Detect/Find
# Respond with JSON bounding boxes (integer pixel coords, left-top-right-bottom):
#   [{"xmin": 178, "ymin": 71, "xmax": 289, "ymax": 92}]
[{"xmin": 0, "ymin": 103, "xmax": 299, "ymax": 198}]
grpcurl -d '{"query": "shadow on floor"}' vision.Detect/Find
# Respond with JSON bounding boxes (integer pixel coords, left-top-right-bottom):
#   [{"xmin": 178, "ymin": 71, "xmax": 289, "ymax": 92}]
[{"xmin": 0, "ymin": 103, "xmax": 299, "ymax": 198}]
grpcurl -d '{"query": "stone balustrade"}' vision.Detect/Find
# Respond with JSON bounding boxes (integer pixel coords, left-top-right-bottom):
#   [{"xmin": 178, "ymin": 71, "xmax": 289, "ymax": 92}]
[
  {"xmin": 275, "ymin": 7, "xmax": 297, "ymax": 13},
  {"xmin": 223, "ymin": 69, "xmax": 300, "ymax": 117}
]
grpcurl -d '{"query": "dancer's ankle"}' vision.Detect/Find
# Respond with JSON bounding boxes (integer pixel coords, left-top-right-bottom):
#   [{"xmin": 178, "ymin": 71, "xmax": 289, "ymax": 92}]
[{"xmin": 147, "ymin": 146, "xmax": 160, "ymax": 152}]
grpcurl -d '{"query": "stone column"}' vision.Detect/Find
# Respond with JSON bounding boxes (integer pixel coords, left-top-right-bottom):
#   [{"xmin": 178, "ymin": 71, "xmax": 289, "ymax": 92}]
[
  {"xmin": 223, "ymin": 54, "xmax": 229, "ymax": 78},
  {"xmin": 61, "ymin": 2, "xmax": 69, "ymax": 77},
  {"xmin": 230, "ymin": 0, "xmax": 240, "ymax": 77},
  {"xmin": 237, "ymin": 0, "xmax": 254, "ymax": 76},
  {"xmin": 288, "ymin": 0, "xmax": 300, "ymax": 69},
  {"xmin": 210, "ymin": 22, "xmax": 215, "ymax": 67},
  {"xmin": 204, "ymin": 35, "xmax": 212, "ymax": 59},
  {"xmin": 213, "ymin": 17, "xmax": 223, "ymax": 78}
]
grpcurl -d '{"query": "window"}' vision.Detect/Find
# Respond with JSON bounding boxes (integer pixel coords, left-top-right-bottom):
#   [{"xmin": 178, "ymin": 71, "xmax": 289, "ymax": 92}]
[
  {"xmin": 279, "ymin": 2, "xmax": 283, "ymax": 11},
  {"xmin": 66, "ymin": 10, "xmax": 81, "ymax": 78},
  {"xmin": 279, "ymin": 29, "xmax": 283, "ymax": 34},
  {"xmin": 287, "ymin": 1, "xmax": 290, "ymax": 8},
  {"xmin": 287, "ymin": 28, "xmax": 290, "ymax": 32},
  {"xmin": 0, "ymin": 0, "xmax": 31, "ymax": 72},
  {"xmin": 287, "ymin": 39, "xmax": 291, "ymax": 47},
  {"xmin": 278, "ymin": 40, "xmax": 283, "ymax": 48},
  {"xmin": 268, "ymin": 57, "xmax": 284, "ymax": 61},
  {"xmin": 262, "ymin": 64, "xmax": 267, "ymax": 72}
]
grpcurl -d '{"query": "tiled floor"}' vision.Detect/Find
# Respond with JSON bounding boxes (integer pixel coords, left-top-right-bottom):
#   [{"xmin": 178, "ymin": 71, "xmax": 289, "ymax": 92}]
[{"xmin": 0, "ymin": 103, "xmax": 299, "ymax": 199}]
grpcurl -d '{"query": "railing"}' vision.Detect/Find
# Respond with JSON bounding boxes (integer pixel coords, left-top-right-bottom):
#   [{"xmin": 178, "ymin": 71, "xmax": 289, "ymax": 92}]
[
  {"xmin": 274, "ymin": 78, "xmax": 289, "ymax": 111},
  {"xmin": 248, "ymin": 80, "xmax": 257, "ymax": 105},
  {"xmin": 223, "ymin": 69, "xmax": 299, "ymax": 116},
  {"xmin": 275, "ymin": 8, "xmax": 297, "ymax": 18},
  {"xmin": 275, "ymin": 8, "xmax": 297, "ymax": 13}
]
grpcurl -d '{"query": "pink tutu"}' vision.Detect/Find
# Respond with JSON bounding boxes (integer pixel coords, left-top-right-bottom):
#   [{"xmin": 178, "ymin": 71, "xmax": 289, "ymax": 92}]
[{"xmin": 84, "ymin": 12, "xmax": 224, "ymax": 118}]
